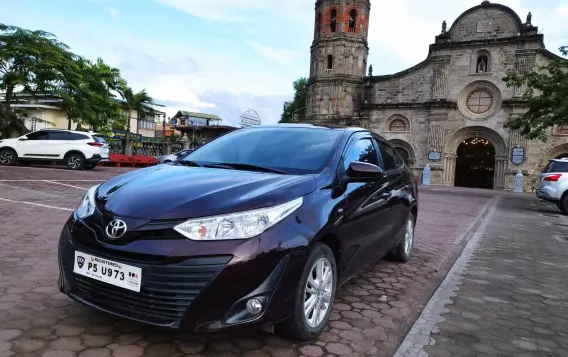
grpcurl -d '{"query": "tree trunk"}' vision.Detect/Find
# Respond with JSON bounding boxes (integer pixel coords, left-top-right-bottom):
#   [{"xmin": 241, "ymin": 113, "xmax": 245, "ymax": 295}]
[
  {"xmin": 124, "ymin": 109, "xmax": 133, "ymax": 156},
  {"xmin": 68, "ymin": 119, "xmax": 72, "ymax": 130}
]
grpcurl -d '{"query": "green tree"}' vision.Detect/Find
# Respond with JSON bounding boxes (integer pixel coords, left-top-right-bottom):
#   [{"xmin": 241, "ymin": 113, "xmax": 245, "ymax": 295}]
[
  {"xmin": 279, "ymin": 77, "xmax": 308, "ymax": 123},
  {"xmin": 0, "ymin": 24, "xmax": 76, "ymax": 137},
  {"xmin": 503, "ymin": 46, "xmax": 568, "ymax": 141},
  {"xmin": 119, "ymin": 86, "xmax": 155, "ymax": 155},
  {"xmin": 58, "ymin": 57, "xmax": 125, "ymax": 131}
]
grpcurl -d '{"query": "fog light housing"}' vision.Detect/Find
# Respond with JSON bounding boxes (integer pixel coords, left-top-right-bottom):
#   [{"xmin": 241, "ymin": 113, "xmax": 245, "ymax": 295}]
[{"xmin": 246, "ymin": 298, "xmax": 263, "ymax": 315}]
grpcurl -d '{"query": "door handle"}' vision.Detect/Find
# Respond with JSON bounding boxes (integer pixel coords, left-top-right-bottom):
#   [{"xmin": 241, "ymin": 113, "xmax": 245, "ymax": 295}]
[{"xmin": 381, "ymin": 192, "xmax": 392, "ymax": 199}]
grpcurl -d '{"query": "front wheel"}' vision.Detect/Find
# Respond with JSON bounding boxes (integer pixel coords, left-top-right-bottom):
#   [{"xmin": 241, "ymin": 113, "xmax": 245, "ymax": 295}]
[
  {"xmin": 391, "ymin": 212, "xmax": 416, "ymax": 262},
  {"xmin": 65, "ymin": 153, "xmax": 85, "ymax": 170},
  {"xmin": 278, "ymin": 243, "xmax": 337, "ymax": 341},
  {"xmin": 0, "ymin": 148, "xmax": 17, "ymax": 166}
]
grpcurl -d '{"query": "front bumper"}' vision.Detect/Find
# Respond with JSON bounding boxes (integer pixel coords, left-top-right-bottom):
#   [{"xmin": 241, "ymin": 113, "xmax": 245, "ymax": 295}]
[{"xmin": 58, "ymin": 215, "xmax": 309, "ymax": 332}]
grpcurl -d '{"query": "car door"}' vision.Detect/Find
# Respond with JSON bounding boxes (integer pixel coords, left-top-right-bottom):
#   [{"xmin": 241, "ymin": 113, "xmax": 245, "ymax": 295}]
[
  {"xmin": 44, "ymin": 131, "xmax": 71, "ymax": 159},
  {"xmin": 15, "ymin": 131, "xmax": 49, "ymax": 159},
  {"xmin": 375, "ymin": 139, "xmax": 413, "ymax": 248},
  {"xmin": 335, "ymin": 135, "xmax": 394, "ymax": 278}
]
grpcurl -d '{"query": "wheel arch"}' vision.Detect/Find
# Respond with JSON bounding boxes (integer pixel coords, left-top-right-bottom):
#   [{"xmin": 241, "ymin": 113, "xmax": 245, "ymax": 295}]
[
  {"xmin": 313, "ymin": 233, "xmax": 343, "ymax": 280},
  {"xmin": 64, "ymin": 150, "xmax": 86, "ymax": 160}
]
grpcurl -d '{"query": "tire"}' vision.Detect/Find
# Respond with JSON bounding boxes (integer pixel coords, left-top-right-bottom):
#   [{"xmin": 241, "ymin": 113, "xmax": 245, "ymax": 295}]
[
  {"xmin": 391, "ymin": 212, "xmax": 416, "ymax": 262},
  {"xmin": 0, "ymin": 148, "xmax": 17, "ymax": 166},
  {"xmin": 278, "ymin": 243, "xmax": 337, "ymax": 342},
  {"xmin": 164, "ymin": 160, "xmax": 172, "ymax": 164},
  {"xmin": 65, "ymin": 153, "xmax": 85, "ymax": 170},
  {"xmin": 556, "ymin": 201, "xmax": 563, "ymax": 211},
  {"xmin": 560, "ymin": 197, "xmax": 568, "ymax": 216}
]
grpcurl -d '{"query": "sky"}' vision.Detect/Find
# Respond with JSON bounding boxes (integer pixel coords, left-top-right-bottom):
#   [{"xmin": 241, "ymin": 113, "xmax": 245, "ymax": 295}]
[{"xmin": 2, "ymin": 0, "xmax": 567, "ymax": 127}]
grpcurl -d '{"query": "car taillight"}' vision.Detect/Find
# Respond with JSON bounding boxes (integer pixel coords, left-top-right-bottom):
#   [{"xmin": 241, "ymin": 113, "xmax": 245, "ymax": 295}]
[
  {"xmin": 87, "ymin": 142, "xmax": 104, "ymax": 147},
  {"xmin": 544, "ymin": 174, "xmax": 562, "ymax": 182}
]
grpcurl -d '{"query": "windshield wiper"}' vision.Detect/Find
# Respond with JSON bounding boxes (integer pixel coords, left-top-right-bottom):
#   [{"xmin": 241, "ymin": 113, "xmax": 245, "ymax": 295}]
[
  {"xmin": 204, "ymin": 162, "xmax": 287, "ymax": 174},
  {"xmin": 177, "ymin": 160, "xmax": 203, "ymax": 167}
]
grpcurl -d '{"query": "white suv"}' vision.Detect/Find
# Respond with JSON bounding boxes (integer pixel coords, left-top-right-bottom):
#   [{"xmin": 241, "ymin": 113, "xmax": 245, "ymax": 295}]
[
  {"xmin": 536, "ymin": 158, "xmax": 568, "ymax": 214},
  {"xmin": 0, "ymin": 129, "xmax": 110, "ymax": 170}
]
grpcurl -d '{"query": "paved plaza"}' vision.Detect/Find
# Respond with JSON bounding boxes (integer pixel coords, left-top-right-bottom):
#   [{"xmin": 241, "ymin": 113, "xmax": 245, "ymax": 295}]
[{"xmin": 0, "ymin": 165, "xmax": 566, "ymax": 357}]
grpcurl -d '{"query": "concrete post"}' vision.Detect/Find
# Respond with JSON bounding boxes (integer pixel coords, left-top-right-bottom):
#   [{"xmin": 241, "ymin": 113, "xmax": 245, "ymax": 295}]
[
  {"xmin": 514, "ymin": 170, "xmax": 524, "ymax": 193},
  {"xmin": 422, "ymin": 164, "xmax": 431, "ymax": 186},
  {"xmin": 180, "ymin": 133, "xmax": 190, "ymax": 150}
]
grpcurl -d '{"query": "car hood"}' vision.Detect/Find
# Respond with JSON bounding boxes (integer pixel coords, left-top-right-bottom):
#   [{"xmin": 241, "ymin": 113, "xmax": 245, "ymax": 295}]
[{"xmin": 96, "ymin": 164, "xmax": 316, "ymax": 220}]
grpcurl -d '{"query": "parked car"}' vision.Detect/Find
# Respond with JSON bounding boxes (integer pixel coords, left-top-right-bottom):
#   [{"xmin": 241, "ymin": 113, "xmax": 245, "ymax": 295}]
[
  {"xmin": 58, "ymin": 124, "xmax": 418, "ymax": 341},
  {"xmin": 157, "ymin": 149, "xmax": 194, "ymax": 164},
  {"xmin": 0, "ymin": 129, "xmax": 109, "ymax": 170},
  {"xmin": 536, "ymin": 158, "xmax": 568, "ymax": 214}
]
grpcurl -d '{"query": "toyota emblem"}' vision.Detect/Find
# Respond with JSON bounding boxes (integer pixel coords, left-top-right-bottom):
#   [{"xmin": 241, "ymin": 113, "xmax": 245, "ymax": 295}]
[{"xmin": 105, "ymin": 219, "xmax": 128, "ymax": 239}]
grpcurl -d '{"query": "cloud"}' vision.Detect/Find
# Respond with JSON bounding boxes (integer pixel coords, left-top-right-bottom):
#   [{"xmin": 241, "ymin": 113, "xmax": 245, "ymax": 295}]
[
  {"xmin": 246, "ymin": 40, "xmax": 300, "ymax": 64},
  {"xmin": 107, "ymin": 7, "xmax": 119, "ymax": 20},
  {"xmin": 155, "ymin": 0, "xmax": 268, "ymax": 22}
]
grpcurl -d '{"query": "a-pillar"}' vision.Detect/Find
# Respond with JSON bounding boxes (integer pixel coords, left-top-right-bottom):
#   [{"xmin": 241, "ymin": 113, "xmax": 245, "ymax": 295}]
[
  {"xmin": 493, "ymin": 155, "xmax": 507, "ymax": 190},
  {"xmin": 442, "ymin": 153, "xmax": 457, "ymax": 186}
]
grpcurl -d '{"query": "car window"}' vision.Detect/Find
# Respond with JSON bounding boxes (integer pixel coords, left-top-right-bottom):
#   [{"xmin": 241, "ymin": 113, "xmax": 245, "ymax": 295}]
[
  {"xmin": 376, "ymin": 141, "xmax": 398, "ymax": 171},
  {"xmin": 186, "ymin": 128, "xmax": 342, "ymax": 175},
  {"xmin": 343, "ymin": 138, "xmax": 380, "ymax": 171},
  {"xmin": 26, "ymin": 131, "xmax": 49, "ymax": 140},
  {"xmin": 546, "ymin": 161, "xmax": 568, "ymax": 173},
  {"xmin": 69, "ymin": 133, "xmax": 90, "ymax": 141},
  {"xmin": 47, "ymin": 131, "xmax": 70, "ymax": 140}
]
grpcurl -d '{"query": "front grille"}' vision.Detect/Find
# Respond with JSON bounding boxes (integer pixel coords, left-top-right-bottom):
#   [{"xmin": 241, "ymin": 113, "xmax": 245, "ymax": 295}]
[{"xmin": 63, "ymin": 255, "xmax": 232, "ymax": 327}]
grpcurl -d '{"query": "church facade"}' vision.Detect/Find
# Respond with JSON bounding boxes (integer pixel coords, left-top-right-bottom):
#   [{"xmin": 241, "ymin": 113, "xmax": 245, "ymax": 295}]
[{"xmin": 301, "ymin": 0, "xmax": 567, "ymax": 191}]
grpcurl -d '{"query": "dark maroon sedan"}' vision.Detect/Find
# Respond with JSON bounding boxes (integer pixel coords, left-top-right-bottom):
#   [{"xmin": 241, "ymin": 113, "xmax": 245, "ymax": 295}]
[{"xmin": 58, "ymin": 124, "xmax": 418, "ymax": 341}]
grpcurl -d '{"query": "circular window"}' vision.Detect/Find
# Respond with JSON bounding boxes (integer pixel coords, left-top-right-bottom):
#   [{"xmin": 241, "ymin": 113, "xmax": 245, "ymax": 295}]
[
  {"xmin": 466, "ymin": 90, "xmax": 493, "ymax": 114},
  {"xmin": 458, "ymin": 81, "xmax": 502, "ymax": 121}
]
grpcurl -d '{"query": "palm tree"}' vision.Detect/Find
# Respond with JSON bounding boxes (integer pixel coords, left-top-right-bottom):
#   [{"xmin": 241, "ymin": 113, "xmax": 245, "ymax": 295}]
[{"xmin": 119, "ymin": 86, "xmax": 154, "ymax": 155}]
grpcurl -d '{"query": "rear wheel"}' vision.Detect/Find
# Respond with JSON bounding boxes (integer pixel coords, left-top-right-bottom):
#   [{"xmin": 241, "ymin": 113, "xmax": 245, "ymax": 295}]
[
  {"xmin": 0, "ymin": 148, "xmax": 17, "ymax": 166},
  {"xmin": 65, "ymin": 153, "xmax": 85, "ymax": 170},
  {"xmin": 391, "ymin": 212, "xmax": 416, "ymax": 262},
  {"xmin": 560, "ymin": 196, "xmax": 568, "ymax": 216},
  {"xmin": 278, "ymin": 243, "xmax": 337, "ymax": 342}
]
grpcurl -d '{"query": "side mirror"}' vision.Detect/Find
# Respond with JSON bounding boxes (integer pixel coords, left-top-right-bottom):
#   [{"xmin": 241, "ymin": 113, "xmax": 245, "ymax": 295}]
[
  {"xmin": 18, "ymin": 136, "xmax": 28, "ymax": 141},
  {"xmin": 347, "ymin": 161, "xmax": 385, "ymax": 181}
]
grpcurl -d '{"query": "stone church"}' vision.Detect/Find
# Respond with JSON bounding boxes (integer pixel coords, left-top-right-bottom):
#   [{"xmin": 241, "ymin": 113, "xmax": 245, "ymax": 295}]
[{"xmin": 300, "ymin": 0, "xmax": 568, "ymax": 191}]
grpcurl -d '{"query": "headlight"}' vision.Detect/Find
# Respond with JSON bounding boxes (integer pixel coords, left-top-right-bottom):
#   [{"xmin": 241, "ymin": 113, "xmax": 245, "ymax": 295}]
[
  {"xmin": 75, "ymin": 184, "xmax": 100, "ymax": 219},
  {"xmin": 173, "ymin": 197, "xmax": 303, "ymax": 241}
]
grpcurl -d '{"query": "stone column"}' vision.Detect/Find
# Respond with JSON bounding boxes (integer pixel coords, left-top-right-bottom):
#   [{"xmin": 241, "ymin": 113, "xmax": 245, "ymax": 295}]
[
  {"xmin": 180, "ymin": 133, "xmax": 190, "ymax": 150},
  {"xmin": 442, "ymin": 153, "xmax": 457, "ymax": 186},
  {"xmin": 494, "ymin": 156, "xmax": 508, "ymax": 190}
]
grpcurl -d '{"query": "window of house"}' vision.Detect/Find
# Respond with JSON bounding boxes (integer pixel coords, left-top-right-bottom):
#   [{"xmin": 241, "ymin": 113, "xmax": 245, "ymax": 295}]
[
  {"xmin": 389, "ymin": 119, "xmax": 407, "ymax": 132},
  {"xmin": 330, "ymin": 9, "xmax": 337, "ymax": 32},
  {"xmin": 349, "ymin": 10, "xmax": 357, "ymax": 32},
  {"xmin": 326, "ymin": 55, "xmax": 333, "ymax": 72}
]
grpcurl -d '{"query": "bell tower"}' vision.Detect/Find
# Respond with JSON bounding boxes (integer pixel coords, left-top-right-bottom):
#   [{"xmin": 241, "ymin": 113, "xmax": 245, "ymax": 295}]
[{"xmin": 305, "ymin": 0, "xmax": 371, "ymax": 124}]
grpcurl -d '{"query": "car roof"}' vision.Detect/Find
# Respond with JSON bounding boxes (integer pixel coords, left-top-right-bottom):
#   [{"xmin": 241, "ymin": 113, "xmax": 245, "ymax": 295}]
[{"xmin": 245, "ymin": 123, "xmax": 367, "ymax": 133}]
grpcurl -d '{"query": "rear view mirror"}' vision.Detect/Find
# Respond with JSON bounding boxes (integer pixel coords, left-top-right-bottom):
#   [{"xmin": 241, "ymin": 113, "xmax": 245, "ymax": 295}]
[
  {"xmin": 347, "ymin": 161, "xmax": 385, "ymax": 181},
  {"xmin": 18, "ymin": 136, "xmax": 28, "ymax": 141}
]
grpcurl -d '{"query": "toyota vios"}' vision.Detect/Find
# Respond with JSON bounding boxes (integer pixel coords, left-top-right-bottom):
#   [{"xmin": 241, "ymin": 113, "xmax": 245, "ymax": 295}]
[{"xmin": 58, "ymin": 124, "xmax": 419, "ymax": 341}]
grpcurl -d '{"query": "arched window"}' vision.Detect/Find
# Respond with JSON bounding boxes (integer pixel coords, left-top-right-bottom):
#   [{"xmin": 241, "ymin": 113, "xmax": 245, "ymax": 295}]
[
  {"xmin": 315, "ymin": 13, "xmax": 322, "ymax": 38},
  {"xmin": 349, "ymin": 9, "xmax": 357, "ymax": 32},
  {"xmin": 330, "ymin": 9, "xmax": 337, "ymax": 32},
  {"xmin": 476, "ymin": 55, "xmax": 488, "ymax": 73},
  {"xmin": 326, "ymin": 55, "xmax": 333, "ymax": 73},
  {"xmin": 389, "ymin": 119, "xmax": 407, "ymax": 132}
]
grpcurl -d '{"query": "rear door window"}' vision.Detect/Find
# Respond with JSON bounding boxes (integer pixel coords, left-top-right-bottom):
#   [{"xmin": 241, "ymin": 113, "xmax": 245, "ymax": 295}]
[
  {"xmin": 546, "ymin": 161, "xmax": 568, "ymax": 173},
  {"xmin": 376, "ymin": 141, "xmax": 399, "ymax": 172}
]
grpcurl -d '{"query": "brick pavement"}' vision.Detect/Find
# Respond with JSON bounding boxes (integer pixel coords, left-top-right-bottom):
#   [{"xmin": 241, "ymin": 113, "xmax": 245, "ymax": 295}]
[
  {"xmin": 396, "ymin": 194, "xmax": 568, "ymax": 357},
  {"xmin": 0, "ymin": 166, "xmax": 495, "ymax": 357}
]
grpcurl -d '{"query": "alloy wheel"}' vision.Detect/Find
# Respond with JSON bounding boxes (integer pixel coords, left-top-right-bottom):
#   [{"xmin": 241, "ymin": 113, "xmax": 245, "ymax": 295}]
[
  {"xmin": 68, "ymin": 156, "xmax": 81, "ymax": 169},
  {"xmin": 304, "ymin": 257, "xmax": 333, "ymax": 328},
  {"xmin": 0, "ymin": 150, "xmax": 14, "ymax": 165},
  {"xmin": 404, "ymin": 218, "xmax": 414, "ymax": 256}
]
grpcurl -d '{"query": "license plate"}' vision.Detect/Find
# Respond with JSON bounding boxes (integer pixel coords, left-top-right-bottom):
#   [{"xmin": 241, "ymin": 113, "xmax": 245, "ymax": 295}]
[{"xmin": 73, "ymin": 251, "xmax": 142, "ymax": 292}]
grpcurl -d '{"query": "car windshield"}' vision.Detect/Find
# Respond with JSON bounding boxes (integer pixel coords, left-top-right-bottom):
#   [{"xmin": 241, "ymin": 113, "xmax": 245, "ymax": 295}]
[{"xmin": 182, "ymin": 127, "xmax": 342, "ymax": 174}]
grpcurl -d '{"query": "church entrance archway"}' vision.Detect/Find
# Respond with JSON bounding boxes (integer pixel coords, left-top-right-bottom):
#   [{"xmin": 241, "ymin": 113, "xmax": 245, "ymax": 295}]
[
  {"xmin": 454, "ymin": 137, "xmax": 495, "ymax": 189},
  {"xmin": 443, "ymin": 126, "xmax": 507, "ymax": 190},
  {"xmin": 388, "ymin": 139, "xmax": 416, "ymax": 168}
]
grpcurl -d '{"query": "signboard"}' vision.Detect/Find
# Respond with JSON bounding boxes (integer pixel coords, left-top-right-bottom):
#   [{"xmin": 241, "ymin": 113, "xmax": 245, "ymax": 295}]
[
  {"xmin": 111, "ymin": 130, "xmax": 142, "ymax": 142},
  {"xmin": 511, "ymin": 146, "xmax": 525, "ymax": 165},
  {"xmin": 428, "ymin": 151, "xmax": 442, "ymax": 161}
]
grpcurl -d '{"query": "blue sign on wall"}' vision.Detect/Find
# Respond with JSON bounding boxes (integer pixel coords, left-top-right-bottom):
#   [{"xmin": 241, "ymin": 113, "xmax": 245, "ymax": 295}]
[
  {"xmin": 428, "ymin": 151, "xmax": 442, "ymax": 161},
  {"xmin": 511, "ymin": 146, "xmax": 525, "ymax": 165}
]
